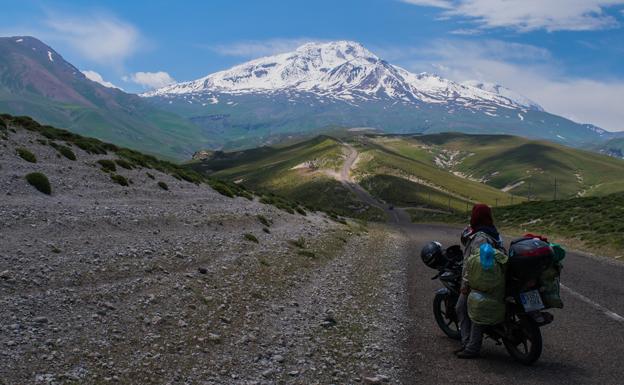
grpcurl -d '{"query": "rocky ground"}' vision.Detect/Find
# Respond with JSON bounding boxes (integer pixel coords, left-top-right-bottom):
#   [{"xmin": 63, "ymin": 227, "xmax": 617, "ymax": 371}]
[{"xmin": 0, "ymin": 127, "xmax": 413, "ymax": 384}]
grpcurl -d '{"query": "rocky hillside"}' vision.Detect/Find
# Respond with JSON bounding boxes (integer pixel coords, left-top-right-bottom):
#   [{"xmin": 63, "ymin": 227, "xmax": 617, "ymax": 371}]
[{"xmin": 0, "ymin": 116, "xmax": 411, "ymax": 384}]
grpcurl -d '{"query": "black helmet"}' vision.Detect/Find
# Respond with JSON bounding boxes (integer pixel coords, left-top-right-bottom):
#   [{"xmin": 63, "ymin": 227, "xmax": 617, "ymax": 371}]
[{"xmin": 421, "ymin": 241, "xmax": 444, "ymax": 269}]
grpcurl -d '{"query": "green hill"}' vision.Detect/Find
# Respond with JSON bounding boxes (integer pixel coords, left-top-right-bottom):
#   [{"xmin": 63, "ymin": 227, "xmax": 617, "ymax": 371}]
[
  {"xmin": 369, "ymin": 133, "xmax": 624, "ymax": 200},
  {"xmin": 190, "ymin": 136, "xmax": 386, "ymax": 221},
  {"xmin": 190, "ymin": 134, "xmax": 523, "ymax": 220},
  {"xmin": 191, "ymin": 132, "xmax": 624, "ymax": 224}
]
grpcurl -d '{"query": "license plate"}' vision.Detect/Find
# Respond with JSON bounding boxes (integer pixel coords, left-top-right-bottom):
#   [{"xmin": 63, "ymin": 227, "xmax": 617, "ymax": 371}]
[{"xmin": 519, "ymin": 290, "xmax": 545, "ymax": 312}]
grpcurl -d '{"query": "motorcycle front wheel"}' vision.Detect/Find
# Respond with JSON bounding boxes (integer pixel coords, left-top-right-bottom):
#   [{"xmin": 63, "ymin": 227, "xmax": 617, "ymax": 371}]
[
  {"xmin": 503, "ymin": 317, "xmax": 543, "ymax": 365},
  {"xmin": 433, "ymin": 292, "xmax": 461, "ymax": 340}
]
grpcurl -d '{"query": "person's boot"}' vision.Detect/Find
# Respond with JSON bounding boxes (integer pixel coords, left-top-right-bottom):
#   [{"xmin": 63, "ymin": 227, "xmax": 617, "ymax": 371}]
[
  {"xmin": 456, "ymin": 350, "xmax": 479, "ymax": 359},
  {"xmin": 453, "ymin": 346, "xmax": 465, "ymax": 354}
]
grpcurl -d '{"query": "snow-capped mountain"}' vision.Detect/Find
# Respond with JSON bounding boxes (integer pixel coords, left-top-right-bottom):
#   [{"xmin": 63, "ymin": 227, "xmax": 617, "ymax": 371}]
[
  {"xmin": 145, "ymin": 41, "xmax": 542, "ymax": 113},
  {"xmin": 143, "ymin": 40, "xmax": 612, "ymax": 150}
]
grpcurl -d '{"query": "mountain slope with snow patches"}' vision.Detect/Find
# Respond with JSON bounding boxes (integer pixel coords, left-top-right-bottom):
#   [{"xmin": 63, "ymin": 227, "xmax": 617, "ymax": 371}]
[
  {"xmin": 141, "ymin": 40, "xmax": 614, "ymax": 151},
  {"xmin": 145, "ymin": 41, "xmax": 542, "ymax": 113}
]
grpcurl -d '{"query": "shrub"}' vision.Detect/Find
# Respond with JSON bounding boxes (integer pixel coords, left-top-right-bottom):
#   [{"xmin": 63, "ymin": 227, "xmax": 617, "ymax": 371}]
[
  {"xmin": 290, "ymin": 237, "xmax": 306, "ymax": 249},
  {"xmin": 146, "ymin": 172, "xmax": 155, "ymax": 179},
  {"xmin": 25, "ymin": 172, "xmax": 51, "ymax": 195},
  {"xmin": 298, "ymin": 250, "xmax": 316, "ymax": 258},
  {"xmin": 259, "ymin": 194, "xmax": 299, "ymax": 214},
  {"xmin": 17, "ymin": 147, "xmax": 37, "ymax": 163},
  {"xmin": 13, "ymin": 116, "xmax": 40, "ymax": 131},
  {"xmin": 74, "ymin": 138, "xmax": 108, "ymax": 155},
  {"xmin": 115, "ymin": 159, "xmax": 134, "ymax": 170},
  {"xmin": 238, "ymin": 189, "xmax": 254, "ymax": 200},
  {"xmin": 117, "ymin": 149, "xmax": 157, "ymax": 169},
  {"xmin": 110, "ymin": 174, "xmax": 129, "ymax": 186},
  {"xmin": 97, "ymin": 159, "xmax": 116, "ymax": 172},
  {"xmin": 257, "ymin": 214, "xmax": 272, "ymax": 227},
  {"xmin": 295, "ymin": 207, "xmax": 307, "ymax": 216},
  {"xmin": 211, "ymin": 182, "xmax": 234, "ymax": 198},
  {"xmin": 158, "ymin": 181, "xmax": 169, "ymax": 190},
  {"xmin": 50, "ymin": 143, "xmax": 76, "ymax": 161},
  {"xmin": 262, "ymin": 227, "xmax": 271, "ymax": 234},
  {"xmin": 243, "ymin": 233, "xmax": 259, "ymax": 243}
]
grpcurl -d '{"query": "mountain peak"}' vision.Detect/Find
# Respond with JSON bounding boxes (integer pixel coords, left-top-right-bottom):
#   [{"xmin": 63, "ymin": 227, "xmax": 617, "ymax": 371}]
[
  {"xmin": 294, "ymin": 40, "xmax": 378, "ymax": 61},
  {"xmin": 143, "ymin": 40, "xmax": 543, "ymax": 112}
]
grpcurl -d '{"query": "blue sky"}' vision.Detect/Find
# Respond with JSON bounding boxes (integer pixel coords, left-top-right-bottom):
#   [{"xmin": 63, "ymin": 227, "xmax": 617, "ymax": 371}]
[{"xmin": 1, "ymin": 0, "xmax": 624, "ymax": 131}]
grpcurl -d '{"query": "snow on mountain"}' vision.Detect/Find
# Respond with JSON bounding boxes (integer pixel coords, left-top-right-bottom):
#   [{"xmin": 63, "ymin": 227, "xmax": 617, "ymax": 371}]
[
  {"xmin": 143, "ymin": 41, "xmax": 542, "ymax": 112},
  {"xmin": 461, "ymin": 80, "xmax": 543, "ymax": 112}
]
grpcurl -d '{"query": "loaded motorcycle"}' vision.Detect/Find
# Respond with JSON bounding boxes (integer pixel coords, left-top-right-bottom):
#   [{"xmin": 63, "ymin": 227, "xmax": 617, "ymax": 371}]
[{"xmin": 421, "ymin": 239, "xmax": 558, "ymax": 365}]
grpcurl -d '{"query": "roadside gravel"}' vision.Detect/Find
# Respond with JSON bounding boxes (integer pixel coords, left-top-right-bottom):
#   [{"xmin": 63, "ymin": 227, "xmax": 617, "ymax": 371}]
[{"xmin": 0, "ymin": 128, "xmax": 413, "ymax": 385}]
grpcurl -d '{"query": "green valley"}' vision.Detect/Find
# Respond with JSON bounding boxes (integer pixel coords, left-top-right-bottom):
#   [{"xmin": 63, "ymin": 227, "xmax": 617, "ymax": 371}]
[{"xmin": 191, "ymin": 132, "xmax": 624, "ymax": 225}]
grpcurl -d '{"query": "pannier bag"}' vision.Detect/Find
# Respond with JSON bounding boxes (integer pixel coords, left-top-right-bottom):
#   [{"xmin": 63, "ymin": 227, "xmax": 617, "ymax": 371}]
[
  {"xmin": 508, "ymin": 237, "xmax": 554, "ymax": 290},
  {"xmin": 539, "ymin": 243, "xmax": 566, "ymax": 309}
]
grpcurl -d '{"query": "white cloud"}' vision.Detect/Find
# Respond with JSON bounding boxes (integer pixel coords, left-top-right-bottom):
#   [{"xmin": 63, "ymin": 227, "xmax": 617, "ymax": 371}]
[
  {"xmin": 124, "ymin": 71, "xmax": 176, "ymax": 89},
  {"xmin": 44, "ymin": 12, "xmax": 141, "ymax": 66},
  {"xmin": 400, "ymin": 39, "xmax": 624, "ymax": 131},
  {"xmin": 401, "ymin": 0, "xmax": 624, "ymax": 32},
  {"xmin": 1, "ymin": 11, "xmax": 143, "ymax": 67},
  {"xmin": 209, "ymin": 38, "xmax": 324, "ymax": 57},
  {"xmin": 81, "ymin": 70, "xmax": 121, "ymax": 89},
  {"xmin": 401, "ymin": 0, "xmax": 454, "ymax": 8}
]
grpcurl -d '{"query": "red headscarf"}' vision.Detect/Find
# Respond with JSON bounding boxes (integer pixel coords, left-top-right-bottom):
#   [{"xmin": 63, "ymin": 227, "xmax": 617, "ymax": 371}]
[{"xmin": 470, "ymin": 203, "xmax": 494, "ymax": 228}]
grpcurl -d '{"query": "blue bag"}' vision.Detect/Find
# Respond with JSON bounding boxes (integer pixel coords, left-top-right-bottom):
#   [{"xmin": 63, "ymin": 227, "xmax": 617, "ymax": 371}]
[{"xmin": 480, "ymin": 243, "xmax": 495, "ymax": 270}]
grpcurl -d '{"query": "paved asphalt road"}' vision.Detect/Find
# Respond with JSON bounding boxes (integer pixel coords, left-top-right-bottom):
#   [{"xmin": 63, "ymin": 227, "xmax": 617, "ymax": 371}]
[
  {"xmin": 402, "ymin": 222, "xmax": 624, "ymax": 385},
  {"xmin": 339, "ymin": 143, "xmax": 624, "ymax": 384}
]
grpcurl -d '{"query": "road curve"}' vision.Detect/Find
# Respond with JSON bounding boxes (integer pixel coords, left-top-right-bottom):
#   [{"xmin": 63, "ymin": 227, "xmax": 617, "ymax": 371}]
[{"xmin": 402, "ymin": 222, "xmax": 624, "ymax": 385}]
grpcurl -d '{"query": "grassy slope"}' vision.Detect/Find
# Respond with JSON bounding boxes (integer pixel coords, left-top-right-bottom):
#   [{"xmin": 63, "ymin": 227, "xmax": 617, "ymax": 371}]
[
  {"xmin": 353, "ymin": 136, "xmax": 520, "ymax": 211},
  {"xmin": 192, "ymin": 134, "xmax": 525, "ymax": 220},
  {"xmin": 378, "ymin": 133, "xmax": 624, "ymax": 200},
  {"xmin": 0, "ymin": 89, "xmax": 213, "ymax": 161},
  {"xmin": 495, "ymin": 193, "xmax": 624, "ymax": 257},
  {"xmin": 190, "ymin": 132, "xmax": 624, "ymax": 240},
  {"xmin": 190, "ymin": 136, "xmax": 386, "ymax": 221}
]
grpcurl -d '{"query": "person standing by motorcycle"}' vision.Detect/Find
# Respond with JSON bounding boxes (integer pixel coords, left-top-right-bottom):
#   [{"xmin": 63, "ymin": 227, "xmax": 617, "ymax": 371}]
[{"xmin": 455, "ymin": 203, "xmax": 506, "ymax": 359}]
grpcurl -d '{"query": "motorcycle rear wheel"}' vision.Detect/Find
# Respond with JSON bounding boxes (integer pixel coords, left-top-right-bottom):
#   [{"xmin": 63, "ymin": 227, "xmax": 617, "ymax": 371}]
[
  {"xmin": 503, "ymin": 317, "xmax": 543, "ymax": 365},
  {"xmin": 433, "ymin": 292, "xmax": 461, "ymax": 340}
]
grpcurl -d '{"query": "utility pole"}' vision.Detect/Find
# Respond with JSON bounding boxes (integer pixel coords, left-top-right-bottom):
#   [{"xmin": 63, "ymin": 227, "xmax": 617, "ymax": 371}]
[{"xmin": 554, "ymin": 178, "xmax": 558, "ymax": 201}]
